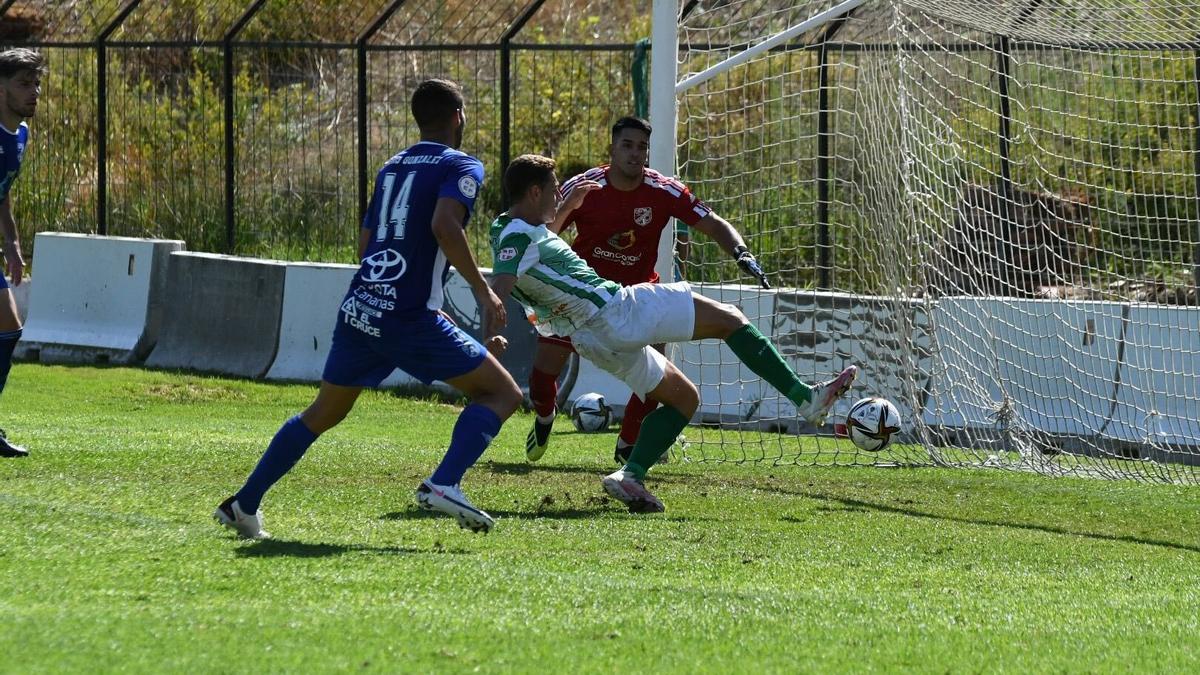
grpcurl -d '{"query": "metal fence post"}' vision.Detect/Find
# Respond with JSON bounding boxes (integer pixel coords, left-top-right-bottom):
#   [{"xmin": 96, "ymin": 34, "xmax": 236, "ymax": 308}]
[
  {"xmin": 223, "ymin": 0, "xmax": 267, "ymax": 254},
  {"xmin": 816, "ymin": 12, "xmax": 852, "ymax": 291},
  {"xmin": 95, "ymin": 0, "xmax": 142, "ymax": 236},
  {"xmin": 357, "ymin": 0, "xmax": 410, "ymax": 231},
  {"xmin": 500, "ymin": 0, "xmax": 547, "ymax": 204},
  {"xmin": 995, "ymin": 1, "xmax": 1044, "ymax": 294},
  {"xmin": 997, "ymin": 36, "xmax": 1015, "ymax": 203}
]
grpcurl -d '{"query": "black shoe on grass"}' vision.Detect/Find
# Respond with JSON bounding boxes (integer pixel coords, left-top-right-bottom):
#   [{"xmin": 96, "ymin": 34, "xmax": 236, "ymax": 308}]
[{"xmin": 0, "ymin": 429, "xmax": 28, "ymax": 458}]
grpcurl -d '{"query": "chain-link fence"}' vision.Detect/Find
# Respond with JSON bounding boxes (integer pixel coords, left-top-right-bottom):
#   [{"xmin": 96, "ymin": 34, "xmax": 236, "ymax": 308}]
[
  {"xmin": 7, "ymin": 1, "xmax": 1198, "ymax": 295},
  {"xmin": 2, "ymin": 0, "xmax": 652, "ymax": 264}
]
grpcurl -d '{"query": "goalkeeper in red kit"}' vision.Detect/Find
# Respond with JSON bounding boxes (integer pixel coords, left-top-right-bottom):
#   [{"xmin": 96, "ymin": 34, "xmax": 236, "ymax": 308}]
[{"xmin": 525, "ymin": 116, "xmax": 770, "ymax": 465}]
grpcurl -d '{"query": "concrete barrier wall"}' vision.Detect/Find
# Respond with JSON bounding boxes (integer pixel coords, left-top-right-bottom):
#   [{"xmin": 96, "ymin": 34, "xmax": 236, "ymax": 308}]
[
  {"xmin": 676, "ymin": 283, "xmax": 777, "ymax": 423},
  {"xmin": 924, "ymin": 298, "xmax": 1128, "ymax": 437},
  {"xmin": 769, "ymin": 290, "xmax": 934, "ymax": 430},
  {"xmin": 146, "ymin": 252, "xmax": 286, "ymax": 378},
  {"xmin": 1107, "ymin": 306, "xmax": 1200, "ymax": 450},
  {"xmin": 15, "ymin": 232, "xmax": 1195, "ymax": 451},
  {"xmin": 15, "ymin": 233, "xmax": 183, "ymax": 364}
]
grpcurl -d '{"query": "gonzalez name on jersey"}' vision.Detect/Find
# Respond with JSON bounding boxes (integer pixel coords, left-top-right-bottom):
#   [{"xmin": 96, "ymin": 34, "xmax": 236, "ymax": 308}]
[{"xmin": 559, "ymin": 166, "xmax": 711, "ymax": 284}]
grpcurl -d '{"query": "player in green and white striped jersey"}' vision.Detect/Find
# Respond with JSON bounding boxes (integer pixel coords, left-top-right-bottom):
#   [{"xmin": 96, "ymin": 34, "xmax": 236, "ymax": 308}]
[
  {"xmin": 489, "ymin": 211, "xmax": 621, "ymax": 338},
  {"xmin": 489, "ymin": 155, "xmax": 858, "ymax": 514}
]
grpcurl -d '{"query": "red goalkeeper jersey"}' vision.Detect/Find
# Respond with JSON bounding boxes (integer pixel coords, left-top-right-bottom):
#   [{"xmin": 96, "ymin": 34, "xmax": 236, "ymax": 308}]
[{"xmin": 559, "ymin": 166, "xmax": 711, "ymax": 284}]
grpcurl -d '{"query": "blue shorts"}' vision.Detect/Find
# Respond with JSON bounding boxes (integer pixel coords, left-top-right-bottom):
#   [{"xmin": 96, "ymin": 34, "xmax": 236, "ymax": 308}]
[
  {"xmin": 321, "ymin": 306, "xmax": 487, "ymax": 387},
  {"xmin": 0, "ymin": 274, "xmax": 8, "ymax": 290}
]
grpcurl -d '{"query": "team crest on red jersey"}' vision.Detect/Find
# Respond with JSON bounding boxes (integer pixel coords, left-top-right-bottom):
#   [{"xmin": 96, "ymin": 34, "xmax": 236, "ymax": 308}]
[
  {"xmin": 633, "ymin": 207, "xmax": 653, "ymax": 226},
  {"xmin": 608, "ymin": 229, "xmax": 636, "ymax": 249}
]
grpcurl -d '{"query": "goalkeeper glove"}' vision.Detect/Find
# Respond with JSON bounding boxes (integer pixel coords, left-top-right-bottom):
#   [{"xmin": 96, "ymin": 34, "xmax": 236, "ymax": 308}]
[{"xmin": 734, "ymin": 245, "xmax": 771, "ymax": 289}]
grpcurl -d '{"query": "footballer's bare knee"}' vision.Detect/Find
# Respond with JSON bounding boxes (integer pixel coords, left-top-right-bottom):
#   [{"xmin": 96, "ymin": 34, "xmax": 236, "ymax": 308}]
[
  {"xmin": 649, "ymin": 364, "xmax": 699, "ymax": 418},
  {"xmin": 481, "ymin": 376, "xmax": 522, "ymax": 420},
  {"xmin": 449, "ymin": 356, "xmax": 521, "ymax": 421},
  {"xmin": 691, "ymin": 293, "xmax": 748, "ymax": 340}
]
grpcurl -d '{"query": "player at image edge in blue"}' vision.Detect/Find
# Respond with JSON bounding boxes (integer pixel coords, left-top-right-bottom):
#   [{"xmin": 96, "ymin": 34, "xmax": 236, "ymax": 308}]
[{"xmin": 0, "ymin": 48, "xmax": 44, "ymax": 459}]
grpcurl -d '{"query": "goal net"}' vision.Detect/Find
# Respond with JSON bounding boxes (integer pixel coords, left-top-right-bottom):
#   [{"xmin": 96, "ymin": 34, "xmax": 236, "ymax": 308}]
[{"xmin": 671, "ymin": 0, "xmax": 1200, "ymax": 482}]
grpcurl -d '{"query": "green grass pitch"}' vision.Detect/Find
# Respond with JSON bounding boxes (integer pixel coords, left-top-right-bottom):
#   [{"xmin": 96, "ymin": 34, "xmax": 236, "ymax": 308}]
[{"xmin": 1, "ymin": 364, "xmax": 1198, "ymax": 672}]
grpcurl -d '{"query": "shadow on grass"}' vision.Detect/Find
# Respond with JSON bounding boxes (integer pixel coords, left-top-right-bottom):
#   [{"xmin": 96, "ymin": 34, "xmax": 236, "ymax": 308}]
[
  {"xmin": 481, "ymin": 460, "xmax": 693, "ymax": 486},
  {"xmin": 381, "ymin": 503, "xmax": 715, "ymax": 522},
  {"xmin": 779, "ymin": 488, "xmax": 1200, "ymax": 554},
  {"xmin": 380, "ymin": 503, "xmax": 613, "ymax": 521},
  {"xmin": 234, "ymin": 539, "xmax": 470, "ymax": 558},
  {"xmin": 482, "ymin": 461, "xmax": 608, "ymax": 477}
]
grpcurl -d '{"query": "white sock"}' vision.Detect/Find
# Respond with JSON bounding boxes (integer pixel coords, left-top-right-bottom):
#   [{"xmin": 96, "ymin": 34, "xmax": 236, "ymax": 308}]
[{"xmin": 537, "ymin": 412, "xmax": 556, "ymax": 424}]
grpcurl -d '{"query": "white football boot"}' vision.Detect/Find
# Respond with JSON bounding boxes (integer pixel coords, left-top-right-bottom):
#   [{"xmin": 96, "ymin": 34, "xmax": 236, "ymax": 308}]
[
  {"xmin": 796, "ymin": 365, "xmax": 859, "ymax": 427},
  {"xmin": 415, "ymin": 481, "xmax": 495, "ymax": 533},
  {"xmin": 213, "ymin": 496, "xmax": 271, "ymax": 540}
]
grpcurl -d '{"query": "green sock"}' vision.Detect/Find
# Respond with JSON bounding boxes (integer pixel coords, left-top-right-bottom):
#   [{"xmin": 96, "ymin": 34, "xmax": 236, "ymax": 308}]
[
  {"xmin": 625, "ymin": 406, "xmax": 689, "ymax": 479},
  {"xmin": 725, "ymin": 323, "xmax": 812, "ymax": 405}
]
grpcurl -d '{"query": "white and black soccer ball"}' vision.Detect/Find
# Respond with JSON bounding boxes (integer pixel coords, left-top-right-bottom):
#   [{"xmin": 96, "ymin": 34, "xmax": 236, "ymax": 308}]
[
  {"xmin": 571, "ymin": 393, "xmax": 612, "ymax": 433},
  {"xmin": 846, "ymin": 397, "xmax": 902, "ymax": 452}
]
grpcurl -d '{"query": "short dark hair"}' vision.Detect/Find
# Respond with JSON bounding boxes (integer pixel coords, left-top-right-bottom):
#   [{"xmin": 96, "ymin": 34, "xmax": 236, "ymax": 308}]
[
  {"xmin": 611, "ymin": 116, "xmax": 651, "ymax": 139},
  {"xmin": 505, "ymin": 154, "xmax": 556, "ymax": 203},
  {"xmin": 0, "ymin": 48, "xmax": 45, "ymax": 79},
  {"xmin": 411, "ymin": 78, "xmax": 463, "ymax": 129}
]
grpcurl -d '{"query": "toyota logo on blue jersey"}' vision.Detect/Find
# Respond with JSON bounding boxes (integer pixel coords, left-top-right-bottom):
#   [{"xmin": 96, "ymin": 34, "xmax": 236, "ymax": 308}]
[{"xmin": 362, "ymin": 249, "xmax": 407, "ymax": 282}]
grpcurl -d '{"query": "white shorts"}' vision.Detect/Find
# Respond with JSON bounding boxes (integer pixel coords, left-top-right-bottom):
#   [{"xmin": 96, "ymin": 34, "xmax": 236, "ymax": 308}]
[{"xmin": 571, "ymin": 281, "xmax": 696, "ymax": 396}]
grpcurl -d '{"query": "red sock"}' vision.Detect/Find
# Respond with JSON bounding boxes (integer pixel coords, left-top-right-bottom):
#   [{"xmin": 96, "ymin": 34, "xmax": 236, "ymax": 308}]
[
  {"xmin": 529, "ymin": 367, "xmax": 559, "ymax": 417},
  {"xmin": 619, "ymin": 392, "xmax": 660, "ymax": 445}
]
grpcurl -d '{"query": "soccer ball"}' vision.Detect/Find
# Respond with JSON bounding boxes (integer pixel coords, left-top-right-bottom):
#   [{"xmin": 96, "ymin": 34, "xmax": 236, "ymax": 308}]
[
  {"xmin": 571, "ymin": 393, "xmax": 612, "ymax": 433},
  {"xmin": 846, "ymin": 397, "xmax": 902, "ymax": 452}
]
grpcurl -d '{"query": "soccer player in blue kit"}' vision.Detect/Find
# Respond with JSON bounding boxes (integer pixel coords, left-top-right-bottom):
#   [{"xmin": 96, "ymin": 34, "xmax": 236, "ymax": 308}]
[
  {"xmin": 0, "ymin": 49, "xmax": 44, "ymax": 459},
  {"xmin": 215, "ymin": 79, "xmax": 522, "ymax": 537}
]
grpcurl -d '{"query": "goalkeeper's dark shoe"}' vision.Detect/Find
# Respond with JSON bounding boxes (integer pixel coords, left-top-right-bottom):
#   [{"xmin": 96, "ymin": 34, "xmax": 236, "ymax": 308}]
[
  {"xmin": 0, "ymin": 429, "xmax": 27, "ymax": 458},
  {"xmin": 796, "ymin": 365, "xmax": 859, "ymax": 428},
  {"xmin": 526, "ymin": 414, "xmax": 554, "ymax": 462},
  {"xmin": 614, "ymin": 442, "xmax": 669, "ymax": 467},
  {"xmin": 614, "ymin": 442, "xmax": 631, "ymax": 466}
]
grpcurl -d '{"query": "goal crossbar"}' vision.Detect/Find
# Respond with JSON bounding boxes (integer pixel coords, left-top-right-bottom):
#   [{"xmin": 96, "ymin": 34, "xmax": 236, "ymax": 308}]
[{"xmin": 675, "ymin": 0, "xmax": 869, "ymax": 94}]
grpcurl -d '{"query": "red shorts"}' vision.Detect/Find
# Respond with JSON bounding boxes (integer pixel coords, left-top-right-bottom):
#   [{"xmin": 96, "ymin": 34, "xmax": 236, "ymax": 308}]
[{"xmin": 536, "ymin": 333, "xmax": 575, "ymax": 351}]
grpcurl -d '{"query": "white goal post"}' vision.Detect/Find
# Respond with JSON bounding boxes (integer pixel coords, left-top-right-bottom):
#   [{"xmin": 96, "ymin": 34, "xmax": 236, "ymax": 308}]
[{"xmin": 651, "ymin": 0, "xmax": 1200, "ymax": 483}]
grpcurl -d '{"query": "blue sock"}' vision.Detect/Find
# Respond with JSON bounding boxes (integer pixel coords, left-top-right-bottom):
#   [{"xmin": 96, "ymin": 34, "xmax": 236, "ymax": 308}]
[
  {"xmin": 235, "ymin": 415, "xmax": 319, "ymax": 512},
  {"xmin": 0, "ymin": 328, "xmax": 20, "ymax": 397},
  {"xmin": 429, "ymin": 404, "xmax": 502, "ymax": 486}
]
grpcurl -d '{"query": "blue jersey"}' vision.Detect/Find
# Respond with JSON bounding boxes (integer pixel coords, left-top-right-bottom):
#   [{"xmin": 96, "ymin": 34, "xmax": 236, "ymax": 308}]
[
  {"xmin": 346, "ymin": 142, "xmax": 484, "ymax": 319},
  {"xmin": 0, "ymin": 122, "xmax": 29, "ymax": 203}
]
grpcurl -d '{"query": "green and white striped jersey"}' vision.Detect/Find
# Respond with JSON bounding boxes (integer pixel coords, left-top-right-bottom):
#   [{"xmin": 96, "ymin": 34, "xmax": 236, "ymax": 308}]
[{"xmin": 490, "ymin": 214, "xmax": 621, "ymax": 337}]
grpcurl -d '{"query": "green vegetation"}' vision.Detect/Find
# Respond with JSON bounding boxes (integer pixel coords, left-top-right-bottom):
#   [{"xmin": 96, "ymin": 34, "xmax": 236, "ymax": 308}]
[
  {"xmin": 2, "ymin": 364, "xmax": 1199, "ymax": 671},
  {"xmin": 12, "ymin": 1, "xmax": 652, "ymax": 264},
  {"xmin": 7, "ymin": 1, "xmax": 1198, "ymax": 292}
]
